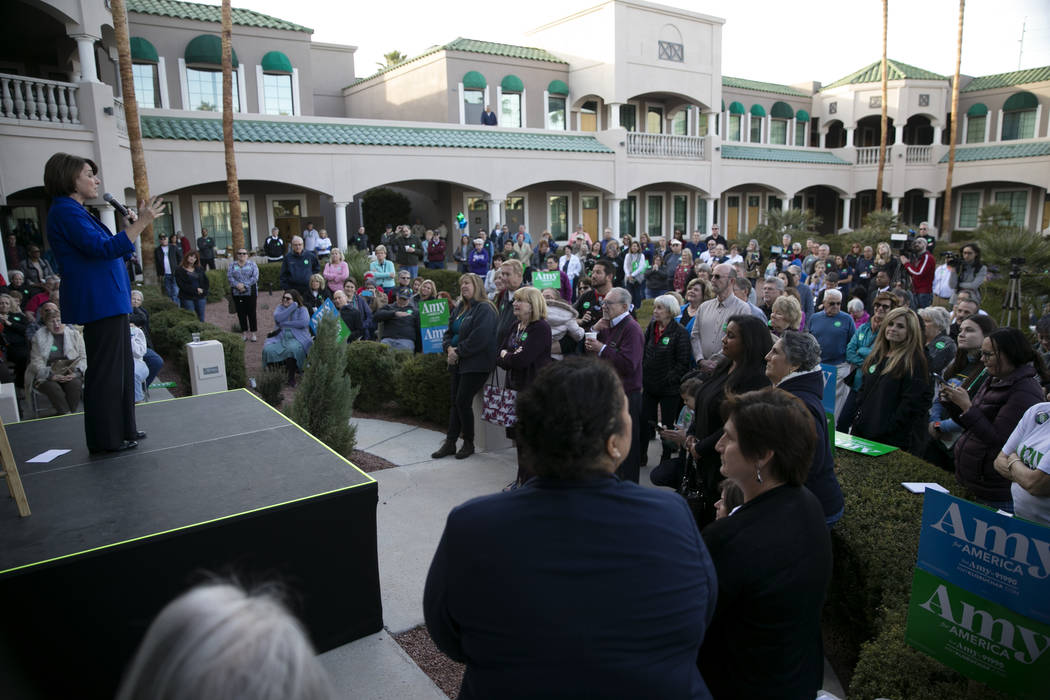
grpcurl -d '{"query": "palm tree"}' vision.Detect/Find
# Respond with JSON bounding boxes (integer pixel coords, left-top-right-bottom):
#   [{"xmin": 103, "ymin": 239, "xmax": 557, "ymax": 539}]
[
  {"xmin": 942, "ymin": 0, "xmax": 965, "ymax": 243},
  {"xmin": 376, "ymin": 50, "xmax": 408, "ymax": 70},
  {"xmin": 109, "ymin": 0, "xmax": 156, "ymax": 284},
  {"xmin": 874, "ymin": 0, "xmax": 888, "ymax": 213},
  {"xmin": 221, "ymin": 0, "xmax": 244, "ymax": 252}
]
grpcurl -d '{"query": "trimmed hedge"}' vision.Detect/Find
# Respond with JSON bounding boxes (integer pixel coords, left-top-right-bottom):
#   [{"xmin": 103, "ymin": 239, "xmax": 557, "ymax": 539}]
[
  {"xmin": 205, "ymin": 268, "xmax": 230, "ymax": 303},
  {"xmin": 344, "ymin": 341, "xmax": 411, "ymax": 412},
  {"xmin": 394, "ymin": 352, "xmax": 451, "ymax": 424},
  {"xmin": 418, "ymin": 268, "xmax": 461, "ymax": 297}
]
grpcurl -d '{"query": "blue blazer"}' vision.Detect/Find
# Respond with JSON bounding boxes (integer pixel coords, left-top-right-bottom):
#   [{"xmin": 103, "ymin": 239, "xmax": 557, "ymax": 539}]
[{"xmin": 47, "ymin": 196, "xmax": 134, "ymax": 325}]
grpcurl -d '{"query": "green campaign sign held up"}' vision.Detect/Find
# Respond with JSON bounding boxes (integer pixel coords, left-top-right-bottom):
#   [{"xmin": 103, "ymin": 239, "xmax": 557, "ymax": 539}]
[
  {"xmin": 419, "ymin": 299, "xmax": 449, "ymax": 354},
  {"xmin": 532, "ymin": 271, "xmax": 560, "ymax": 290},
  {"xmin": 834, "ymin": 431, "xmax": 898, "ymax": 456}
]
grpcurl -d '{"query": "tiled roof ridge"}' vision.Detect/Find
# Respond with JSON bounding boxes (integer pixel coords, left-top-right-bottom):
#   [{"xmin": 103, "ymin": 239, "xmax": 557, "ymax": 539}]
[
  {"xmin": 721, "ymin": 76, "xmax": 811, "ymax": 97},
  {"xmin": 721, "ymin": 144, "xmax": 850, "ymax": 165},
  {"xmin": 822, "ymin": 58, "xmax": 947, "ymax": 90},
  {"xmin": 126, "ymin": 0, "xmax": 312, "ymax": 33},
  {"xmin": 937, "ymin": 141, "xmax": 1050, "ymax": 163},
  {"xmin": 961, "ymin": 65, "xmax": 1050, "ymax": 92}
]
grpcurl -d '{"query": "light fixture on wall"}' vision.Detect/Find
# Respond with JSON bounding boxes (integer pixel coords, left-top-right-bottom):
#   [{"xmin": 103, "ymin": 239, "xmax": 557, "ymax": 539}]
[{"xmin": 103, "ymin": 106, "xmax": 114, "ymax": 115}]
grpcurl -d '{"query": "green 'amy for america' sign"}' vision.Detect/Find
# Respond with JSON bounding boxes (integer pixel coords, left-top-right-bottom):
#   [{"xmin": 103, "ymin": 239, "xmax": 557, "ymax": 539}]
[{"xmin": 531, "ymin": 271, "xmax": 560, "ymax": 289}]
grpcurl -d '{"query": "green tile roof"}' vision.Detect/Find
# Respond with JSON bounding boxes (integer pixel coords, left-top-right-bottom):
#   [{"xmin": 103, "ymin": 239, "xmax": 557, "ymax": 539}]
[
  {"xmin": 937, "ymin": 141, "xmax": 1050, "ymax": 163},
  {"xmin": 823, "ymin": 59, "xmax": 946, "ymax": 90},
  {"xmin": 139, "ymin": 116, "xmax": 614, "ymax": 153},
  {"xmin": 353, "ymin": 37, "xmax": 566, "ymax": 86},
  {"xmin": 962, "ymin": 66, "xmax": 1050, "ymax": 92},
  {"xmin": 126, "ymin": 0, "xmax": 312, "ymax": 33},
  {"xmin": 721, "ymin": 76, "xmax": 810, "ymax": 97},
  {"xmin": 721, "ymin": 145, "xmax": 850, "ymax": 165}
]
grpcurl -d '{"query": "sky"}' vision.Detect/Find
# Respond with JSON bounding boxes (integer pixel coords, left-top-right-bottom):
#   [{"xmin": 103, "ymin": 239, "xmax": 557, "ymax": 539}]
[{"xmin": 224, "ymin": 0, "xmax": 1050, "ymax": 85}]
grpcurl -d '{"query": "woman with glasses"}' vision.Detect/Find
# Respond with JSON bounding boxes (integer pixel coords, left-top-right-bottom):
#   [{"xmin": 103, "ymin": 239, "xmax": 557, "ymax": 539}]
[
  {"xmin": 849, "ymin": 307, "xmax": 932, "ymax": 452},
  {"xmin": 262, "ymin": 290, "xmax": 312, "ymax": 387},
  {"xmin": 227, "ymin": 248, "xmax": 259, "ymax": 342},
  {"xmin": 941, "ymin": 327, "xmax": 1050, "ymax": 512}
]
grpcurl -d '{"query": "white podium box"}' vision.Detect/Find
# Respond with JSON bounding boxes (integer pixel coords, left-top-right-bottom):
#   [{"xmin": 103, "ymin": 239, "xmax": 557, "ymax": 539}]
[
  {"xmin": 186, "ymin": 340, "xmax": 228, "ymax": 395},
  {"xmin": 0, "ymin": 382, "xmax": 19, "ymax": 423}
]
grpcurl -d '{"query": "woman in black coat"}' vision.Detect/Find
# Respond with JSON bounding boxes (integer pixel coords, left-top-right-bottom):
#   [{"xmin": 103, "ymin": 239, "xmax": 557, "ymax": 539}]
[
  {"xmin": 764, "ymin": 331, "xmax": 845, "ymax": 527},
  {"xmin": 174, "ymin": 250, "xmax": 209, "ymax": 322},
  {"xmin": 641, "ymin": 294, "xmax": 692, "ymax": 465},
  {"xmin": 432, "ymin": 273, "xmax": 499, "ymax": 461}
]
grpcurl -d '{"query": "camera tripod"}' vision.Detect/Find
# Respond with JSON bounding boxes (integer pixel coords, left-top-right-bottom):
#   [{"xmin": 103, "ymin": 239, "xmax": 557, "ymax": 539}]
[{"xmin": 1001, "ymin": 267, "xmax": 1025, "ymax": 329}]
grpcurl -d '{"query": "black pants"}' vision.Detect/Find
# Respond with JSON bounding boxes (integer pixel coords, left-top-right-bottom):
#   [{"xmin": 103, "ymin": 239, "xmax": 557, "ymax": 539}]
[
  {"xmin": 201, "ymin": 258, "xmax": 216, "ymax": 270},
  {"xmin": 446, "ymin": 370, "xmax": 488, "ymax": 443},
  {"xmin": 83, "ymin": 314, "xmax": 136, "ymax": 451},
  {"xmin": 616, "ymin": 390, "xmax": 643, "ymax": 483},
  {"xmin": 233, "ymin": 294, "xmax": 258, "ymax": 332},
  {"xmin": 641, "ymin": 390, "xmax": 682, "ymax": 445}
]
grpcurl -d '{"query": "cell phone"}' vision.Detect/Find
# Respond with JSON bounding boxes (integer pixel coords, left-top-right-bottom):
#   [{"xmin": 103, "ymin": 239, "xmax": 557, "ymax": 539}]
[
  {"xmin": 931, "ymin": 372, "xmax": 944, "ymax": 385},
  {"xmin": 656, "ymin": 423, "xmax": 670, "ymax": 432}
]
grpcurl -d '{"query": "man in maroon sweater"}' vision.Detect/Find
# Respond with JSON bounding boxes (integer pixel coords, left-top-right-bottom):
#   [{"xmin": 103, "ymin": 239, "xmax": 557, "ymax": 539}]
[
  {"xmin": 585, "ymin": 286, "xmax": 644, "ymax": 483},
  {"xmin": 902, "ymin": 233, "xmax": 935, "ymax": 309}
]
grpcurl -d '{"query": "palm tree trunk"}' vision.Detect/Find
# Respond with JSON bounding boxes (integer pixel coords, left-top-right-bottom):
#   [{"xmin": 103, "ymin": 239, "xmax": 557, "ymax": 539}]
[
  {"xmin": 942, "ymin": 0, "xmax": 965, "ymax": 243},
  {"xmin": 109, "ymin": 0, "xmax": 156, "ymax": 284},
  {"xmin": 222, "ymin": 0, "xmax": 244, "ymax": 253},
  {"xmin": 874, "ymin": 0, "xmax": 888, "ymax": 213}
]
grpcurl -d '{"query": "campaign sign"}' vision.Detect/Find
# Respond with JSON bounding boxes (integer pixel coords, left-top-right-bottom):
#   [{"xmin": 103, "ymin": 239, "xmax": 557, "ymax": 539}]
[
  {"xmin": 819, "ymin": 363, "xmax": 836, "ymax": 454},
  {"xmin": 419, "ymin": 299, "xmax": 449, "ymax": 354},
  {"xmin": 309, "ymin": 299, "xmax": 350, "ymax": 342},
  {"xmin": 532, "ymin": 271, "xmax": 560, "ymax": 290},
  {"xmin": 833, "ymin": 431, "xmax": 898, "ymax": 456},
  {"xmin": 916, "ymin": 489, "xmax": 1050, "ymax": 625},
  {"xmin": 905, "ymin": 568, "xmax": 1050, "ymax": 699}
]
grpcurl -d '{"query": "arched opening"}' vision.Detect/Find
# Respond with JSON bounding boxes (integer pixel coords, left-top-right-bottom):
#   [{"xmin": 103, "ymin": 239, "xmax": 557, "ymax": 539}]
[
  {"xmin": 825, "ymin": 120, "xmax": 846, "ymax": 148},
  {"xmin": 903, "ymin": 115, "xmax": 934, "ymax": 145},
  {"xmin": 853, "ymin": 189, "xmax": 892, "ymax": 226},
  {"xmin": 1, "ymin": 187, "xmax": 50, "ymax": 263},
  {"xmin": 0, "ymin": 1, "xmax": 77, "ymax": 83},
  {"xmin": 855, "ymin": 115, "xmax": 896, "ymax": 147}
]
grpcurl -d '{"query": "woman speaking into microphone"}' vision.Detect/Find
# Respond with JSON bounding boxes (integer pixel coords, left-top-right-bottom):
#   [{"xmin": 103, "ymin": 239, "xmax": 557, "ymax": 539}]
[{"xmin": 44, "ymin": 153, "xmax": 164, "ymax": 453}]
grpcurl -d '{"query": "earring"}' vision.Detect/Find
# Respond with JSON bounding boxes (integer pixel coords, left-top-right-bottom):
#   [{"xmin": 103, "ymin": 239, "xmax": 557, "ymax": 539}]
[
  {"xmin": 612, "ymin": 449, "xmax": 622, "ymax": 459},
  {"xmin": 755, "ymin": 463, "xmax": 763, "ymax": 483}
]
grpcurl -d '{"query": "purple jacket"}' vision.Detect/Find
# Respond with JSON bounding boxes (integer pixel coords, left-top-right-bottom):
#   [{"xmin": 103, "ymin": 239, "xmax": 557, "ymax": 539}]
[
  {"xmin": 273, "ymin": 303, "xmax": 313, "ymax": 355},
  {"xmin": 468, "ymin": 248, "xmax": 490, "ymax": 276},
  {"xmin": 497, "ymin": 319, "xmax": 551, "ymax": 391},
  {"xmin": 598, "ymin": 314, "xmax": 644, "ymax": 393}
]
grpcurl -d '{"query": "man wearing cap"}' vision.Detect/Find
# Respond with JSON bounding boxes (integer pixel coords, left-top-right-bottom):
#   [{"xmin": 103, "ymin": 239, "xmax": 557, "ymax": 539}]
[
  {"xmin": 153, "ymin": 233, "xmax": 182, "ymax": 303},
  {"xmin": 374, "ymin": 287, "xmax": 420, "ymax": 351}
]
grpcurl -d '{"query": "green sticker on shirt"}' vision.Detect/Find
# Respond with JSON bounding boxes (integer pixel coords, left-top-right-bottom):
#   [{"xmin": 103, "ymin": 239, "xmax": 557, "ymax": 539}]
[
  {"xmin": 304, "ymin": 259, "xmax": 309, "ymax": 264},
  {"xmin": 834, "ymin": 321, "xmax": 841, "ymax": 327},
  {"xmin": 521, "ymin": 332, "xmax": 528, "ymax": 340},
  {"xmin": 51, "ymin": 345, "xmax": 58, "ymax": 352},
  {"xmin": 1037, "ymin": 412, "xmax": 1049, "ymax": 425},
  {"xmin": 583, "ymin": 302, "xmax": 591, "ymax": 309},
  {"xmin": 662, "ymin": 337, "xmax": 669, "ymax": 345},
  {"xmin": 935, "ymin": 341, "xmax": 945, "ymax": 349},
  {"xmin": 868, "ymin": 365, "xmax": 876, "ymax": 374}
]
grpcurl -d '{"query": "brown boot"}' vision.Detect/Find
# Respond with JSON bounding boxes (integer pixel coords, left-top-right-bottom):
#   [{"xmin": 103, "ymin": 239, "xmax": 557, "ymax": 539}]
[
  {"xmin": 431, "ymin": 440, "xmax": 457, "ymax": 459},
  {"xmin": 455, "ymin": 440, "xmax": 475, "ymax": 459}
]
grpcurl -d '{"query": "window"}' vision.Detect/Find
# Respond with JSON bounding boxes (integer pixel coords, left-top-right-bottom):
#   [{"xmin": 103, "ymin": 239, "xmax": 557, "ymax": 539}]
[
  {"xmin": 965, "ymin": 115, "xmax": 986, "ymax": 143},
  {"xmin": 698, "ymin": 112, "xmax": 708, "ymax": 135},
  {"xmin": 187, "ymin": 68, "xmax": 237, "ymax": 112},
  {"xmin": 795, "ymin": 120, "xmax": 807, "ymax": 146},
  {"xmin": 957, "ymin": 192, "xmax": 981, "ymax": 228},
  {"xmin": 198, "ymin": 200, "xmax": 250, "ymax": 250},
  {"xmin": 466, "ymin": 197, "xmax": 488, "ymax": 228},
  {"xmin": 505, "ymin": 196, "xmax": 525, "ymax": 232},
  {"xmin": 994, "ymin": 190, "xmax": 1028, "ymax": 226},
  {"xmin": 768, "ymin": 196, "xmax": 782, "ymax": 211},
  {"xmin": 671, "ymin": 110, "xmax": 688, "ymax": 136},
  {"xmin": 580, "ymin": 100, "xmax": 598, "ymax": 131},
  {"xmin": 500, "ymin": 92, "xmax": 521, "ymax": 127},
  {"xmin": 696, "ymin": 196, "xmax": 707, "ymax": 230},
  {"xmin": 464, "ymin": 89, "xmax": 484, "ymax": 125},
  {"xmin": 132, "ymin": 63, "xmax": 160, "ymax": 108},
  {"xmin": 658, "ymin": 40, "xmax": 684, "ymax": 62},
  {"xmin": 673, "ymin": 195, "xmax": 687, "ymax": 234},
  {"xmin": 547, "ymin": 95, "xmax": 566, "ymax": 130},
  {"xmin": 153, "ymin": 201, "xmax": 175, "ymax": 240},
  {"xmin": 263, "ymin": 73, "xmax": 293, "ymax": 115},
  {"xmin": 750, "ymin": 116, "xmax": 762, "ymax": 143},
  {"xmin": 548, "ymin": 196, "xmax": 568, "ymax": 238},
  {"xmin": 770, "ymin": 119, "xmax": 787, "ymax": 144},
  {"xmin": 646, "ymin": 106, "xmax": 663, "ymax": 134},
  {"xmin": 1002, "ymin": 110, "xmax": 1036, "ymax": 140},
  {"xmin": 620, "ymin": 196, "xmax": 637, "ymax": 236},
  {"xmin": 647, "ymin": 195, "xmax": 663, "ymax": 237},
  {"xmin": 272, "ymin": 199, "xmax": 301, "ymax": 221},
  {"xmin": 620, "ymin": 104, "xmax": 637, "ymax": 132},
  {"xmin": 728, "ymin": 115, "xmax": 741, "ymax": 141}
]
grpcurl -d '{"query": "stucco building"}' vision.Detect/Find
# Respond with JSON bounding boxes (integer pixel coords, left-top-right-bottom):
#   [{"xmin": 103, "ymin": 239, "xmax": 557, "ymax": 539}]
[{"xmin": 1, "ymin": 0, "xmax": 1047, "ymax": 273}]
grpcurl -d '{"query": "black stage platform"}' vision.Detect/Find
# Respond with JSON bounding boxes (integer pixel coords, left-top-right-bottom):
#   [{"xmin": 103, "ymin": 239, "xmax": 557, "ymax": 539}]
[{"xmin": 0, "ymin": 389, "xmax": 381, "ymax": 699}]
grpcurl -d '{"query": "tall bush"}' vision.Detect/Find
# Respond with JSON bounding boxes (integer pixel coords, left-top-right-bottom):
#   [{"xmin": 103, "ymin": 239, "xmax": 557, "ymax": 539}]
[
  {"xmin": 393, "ymin": 352, "xmax": 451, "ymax": 424},
  {"xmin": 205, "ymin": 268, "xmax": 230, "ymax": 303},
  {"xmin": 362, "ymin": 188, "xmax": 411, "ymax": 247},
  {"xmin": 290, "ymin": 314, "xmax": 358, "ymax": 457},
  {"xmin": 345, "ymin": 340, "xmax": 409, "ymax": 412},
  {"xmin": 418, "ymin": 268, "xmax": 461, "ymax": 296}
]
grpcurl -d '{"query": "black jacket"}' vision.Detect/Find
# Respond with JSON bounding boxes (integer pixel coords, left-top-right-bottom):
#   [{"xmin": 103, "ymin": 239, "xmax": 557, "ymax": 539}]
[
  {"xmin": 263, "ymin": 235, "xmax": 286, "ymax": 260},
  {"xmin": 778, "ymin": 370, "xmax": 845, "ymax": 519},
  {"xmin": 174, "ymin": 266, "xmax": 209, "ymax": 300},
  {"xmin": 338, "ymin": 305, "xmax": 364, "ymax": 343},
  {"xmin": 443, "ymin": 301, "xmax": 498, "ymax": 375},
  {"xmin": 374, "ymin": 302, "xmax": 420, "ymax": 343},
  {"xmin": 642, "ymin": 319, "xmax": 692, "ymax": 397},
  {"xmin": 197, "ymin": 235, "xmax": 216, "ymax": 262},
  {"xmin": 153, "ymin": 244, "xmax": 182, "ymax": 277},
  {"xmin": 699, "ymin": 485, "xmax": 831, "ymax": 700},
  {"xmin": 852, "ymin": 353, "xmax": 932, "ymax": 451}
]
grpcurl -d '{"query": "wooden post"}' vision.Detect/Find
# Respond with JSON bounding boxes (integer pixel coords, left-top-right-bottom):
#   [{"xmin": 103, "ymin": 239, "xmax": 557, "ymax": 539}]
[{"xmin": 0, "ymin": 418, "xmax": 30, "ymax": 516}]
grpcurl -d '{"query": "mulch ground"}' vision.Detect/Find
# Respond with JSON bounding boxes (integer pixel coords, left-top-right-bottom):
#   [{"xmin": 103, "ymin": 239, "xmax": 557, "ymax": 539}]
[{"xmin": 393, "ymin": 626, "xmax": 465, "ymax": 698}]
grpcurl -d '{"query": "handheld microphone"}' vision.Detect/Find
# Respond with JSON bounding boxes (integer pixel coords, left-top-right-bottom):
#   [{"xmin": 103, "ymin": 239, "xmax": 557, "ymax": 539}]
[{"xmin": 103, "ymin": 192, "xmax": 136, "ymax": 221}]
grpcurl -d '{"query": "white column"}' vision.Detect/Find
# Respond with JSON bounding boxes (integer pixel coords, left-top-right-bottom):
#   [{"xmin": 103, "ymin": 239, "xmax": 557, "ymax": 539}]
[
  {"xmin": 891, "ymin": 197, "xmax": 901, "ymax": 214},
  {"xmin": 73, "ymin": 35, "xmax": 100, "ymax": 83},
  {"xmin": 157, "ymin": 56, "xmax": 170, "ymax": 109},
  {"xmin": 100, "ymin": 207, "xmax": 116, "ymax": 234},
  {"xmin": 894, "ymin": 124, "xmax": 904, "ymax": 145},
  {"xmin": 927, "ymin": 195, "xmax": 937, "ymax": 229},
  {"xmin": 610, "ymin": 199, "xmax": 621, "ymax": 238},
  {"xmin": 1036, "ymin": 105, "xmax": 1044, "ymax": 138},
  {"xmin": 932, "ymin": 125, "xmax": 942, "ymax": 144},
  {"xmin": 609, "ymin": 102, "xmax": 621, "ymax": 129},
  {"xmin": 983, "ymin": 115, "xmax": 991, "ymax": 143},
  {"xmin": 788, "ymin": 118, "xmax": 796, "ymax": 145},
  {"xmin": 291, "ymin": 67, "xmax": 301, "ymax": 116},
  {"xmin": 705, "ymin": 196, "xmax": 716, "ymax": 234},
  {"xmin": 845, "ymin": 127, "xmax": 855, "ymax": 147},
  {"xmin": 745, "ymin": 113, "xmax": 752, "ymax": 142},
  {"xmin": 839, "ymin": 197, "xmax": 854, "ymax": 233},
  {"xmin": 997, "ymin": 109, "xmax": 1004, "ymax": 141},
  {"xmin": 334, "ymin": 202, "xmax": 348, "ymax": 250},
  {"xmin": 255, "ymin": 65, "xmax": 265, "ymax": 114},
  {"xmin": 707, "ymin": 112, "xmax": 716, "ymax": 136},
  {"xmin": 819, "ymin": 130, "xmax": 826, "ymax": 149},
  {"xmin": 487, "ymin": 199, "xmax": 503, "ymax": 231},
  {"xmin": 781, "ymin": 196, "xmax": 791, "ymax": 212}
]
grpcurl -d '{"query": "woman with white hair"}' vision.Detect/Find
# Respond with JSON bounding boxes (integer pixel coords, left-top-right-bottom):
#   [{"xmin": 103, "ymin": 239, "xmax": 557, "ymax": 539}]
[
  {"xmin": 764, "ymin": 330, "xmax": 845, "ymax": 526},
  {"xmin": 116, "ymin": 581, "xmax": 335, "ymax": 700},
  {"xmin": 641, "ymin": 294, "xmax": 692, "ymax": 466},
  {"xmin": 467, "ymin": 237, "xmax": 490, "ymax": 277},
  {"xmin": 918, "ymin": 305, "xmax": 956, "ymax": 376},
  {"xmin": 846, "ymin": 297, "xmax": 869, "ymax": 328}
]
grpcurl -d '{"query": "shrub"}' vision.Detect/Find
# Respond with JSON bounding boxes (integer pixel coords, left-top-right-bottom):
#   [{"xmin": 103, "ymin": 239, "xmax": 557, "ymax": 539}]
[
  {"xmin": 345, "ymin": 248, "xmax": 371, "ymax": 287},
  {"xmin": 205, "ymin": 268, "xmax": 230, "ymax": 303},
  {"xmin": 394, "ymin": 352, "xmax": 451, "ymax": 424},
  {"xmin": 361, "ymin": 188, "xmax": 411, "ymax": 248},
  {"xmin": 257, "ymin": 262, "xmax": 283, "ymax": 293},
  {"xmin": 199, "ymin": 327, "xmax": 247, "ymax": 389},
  {"xmin": 418, "ymin": 268, "xmax": 461, "ymax": 296},
  {"xmin": 256, "ymin": 366, "xmax": 286, "ymax": 408},
  {"xmin": 290, "ymin": 315, "xmax": 358, "ymax": 457},
  {"xmin": 136, "ymin": 283, "xmax": 175, "ymax": 315},
  {"xmin": 148, "ymin": 306, "xmax": 246, "ymax": 390},
  {"xmin": 345, "ymin": 341, "xmax": 407, "ymax": 412},
  {"xmin": 635, "ymin": 298, "xmax": 654, "ymax": 330}
]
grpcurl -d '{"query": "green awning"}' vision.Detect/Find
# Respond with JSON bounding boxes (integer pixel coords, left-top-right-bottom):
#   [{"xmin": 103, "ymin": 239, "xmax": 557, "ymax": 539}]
[
  {"xmin": 501, "ymin": 74, "xmax": 523, "ymax": 92},
  {"xmin": 966, "ymin": 103, "xmax": 988, "ymax": 117},
  {"xmin": 261, "ymin": 50, "xmax": 293, "ymax": 73},
  {"xmin": 548, "ymin": 79, "xmax": 568, "ymax": 96},
  {"xmin": 1003, "ymin": 91, "xmax": 1037, "ymax": 111},
  {"xmin": 770, "ymin": 101, "xmax": 794, "ymax": 119},
  {"xmin": 750, "ymin": 103, "xmax": 767, "ymax": 117},
  {"xmin": 130, "ymin": 37, "xmax": 158, "ymax": 63},
  {"xmin": 463, "ymin": 70, "xmax": 486, "ymax": 89},
  {"xmin": 796, "ymin": 109, "xmax": 810, "ymax": 122},
  {"xmin": 728, "ymin": 101, "xmax": 745, "ymax": 115},
  {"xmin": 185, "ymin": 34, "xmax": 238, "ymax": 67}
]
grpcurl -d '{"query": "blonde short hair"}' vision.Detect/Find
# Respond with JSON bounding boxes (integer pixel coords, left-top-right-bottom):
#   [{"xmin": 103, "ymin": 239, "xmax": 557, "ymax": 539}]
[
  {"xmin": 771, "ymin": 295, "xmax": 802, "ymax": 329},
  {"xmin": 374, "ymin": 245, "xmax": 387, "ymax": 255},
  {"xmin": 513, "ymin": 286, "xmax": 547, "ymax": 323}
]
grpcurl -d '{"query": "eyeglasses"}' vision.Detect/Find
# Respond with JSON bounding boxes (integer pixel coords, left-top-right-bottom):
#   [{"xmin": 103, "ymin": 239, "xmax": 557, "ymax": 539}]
[
  {"xmin": 711, "ymin": 274, "xmax": 724, "ymax": 280},
  {"xmin": 873, "ymin": 303, "xmax": 891, "ymax": 310},
  {"xmin": 282, "ymin": 296, "xmax": 293, "ymax": 301},
  {"xmin": 237, "ymin": 251, "xmax": 248, "ymax": 255}
]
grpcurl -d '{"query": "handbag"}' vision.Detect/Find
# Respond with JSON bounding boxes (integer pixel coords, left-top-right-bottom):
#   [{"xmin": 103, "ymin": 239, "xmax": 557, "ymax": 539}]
[
  {"xmin": 677, "ymin": 452, "xmax": 706, "ymax": 524},
  {"xmin": 481, "ymin": 371, "xmax": 517, "ymax": 427}
]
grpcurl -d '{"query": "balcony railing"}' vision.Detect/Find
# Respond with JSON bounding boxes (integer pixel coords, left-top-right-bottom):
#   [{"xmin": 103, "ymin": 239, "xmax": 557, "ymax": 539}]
[
  {"xmin": 627, "ymin": 132, "xmax": 705, "ymax": 159},
  {"xmin": 855, "ymin": 146, "xmax": 880, "ymax": 165},
  {"xmin": 0, "ymin": 73, "xmax": 80, "ymax": 124},
  {"xmin": 113, "ymin": 98, "xmax": 127, "ymax": 137},
  {"xmin": 906, "ymin": 145, "xmax": 932, "ymax": 163}
]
